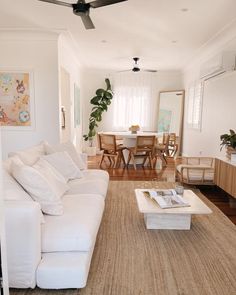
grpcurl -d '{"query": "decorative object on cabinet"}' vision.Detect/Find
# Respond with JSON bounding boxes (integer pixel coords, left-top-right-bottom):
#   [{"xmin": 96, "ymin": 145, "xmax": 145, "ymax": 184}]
[{"xmin": 220, "ymin": 129, "xmax": 236, "ymax": 159}]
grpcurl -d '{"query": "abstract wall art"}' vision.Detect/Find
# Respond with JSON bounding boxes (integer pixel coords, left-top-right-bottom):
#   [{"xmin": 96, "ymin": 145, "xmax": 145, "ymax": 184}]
[
  {"xmin": 157, "ymin": 109, "xmax": 172, "ymax": 133},
  {"xmin": 0, "ymin": 71, "xmax": 34, "ymax": 128}
]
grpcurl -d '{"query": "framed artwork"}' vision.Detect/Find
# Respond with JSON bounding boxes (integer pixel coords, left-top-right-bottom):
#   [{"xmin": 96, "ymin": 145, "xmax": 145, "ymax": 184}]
[
  {"xmin": 74, "ymin": 83, "xmax": 80, "ymax": 127},
  {"xmin": 0, "ymin": 70, "xmax": 35, "ymax": 129},
  {"xmin": 157, "ymin": 109, "xmax": 172, "ymax": 132}
]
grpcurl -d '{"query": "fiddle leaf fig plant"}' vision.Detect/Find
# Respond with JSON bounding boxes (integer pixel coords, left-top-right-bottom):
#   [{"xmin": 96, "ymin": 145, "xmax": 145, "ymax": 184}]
[
  {"xmin": 83, "ymin": 78, "xmax": 113, "ymax": 146},
  {"xmin": 220, "ymin": 129, "xmax": 236, "ymax": 150}
]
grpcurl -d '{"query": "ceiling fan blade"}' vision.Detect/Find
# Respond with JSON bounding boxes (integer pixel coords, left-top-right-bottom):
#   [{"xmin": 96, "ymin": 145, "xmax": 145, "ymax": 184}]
[
  {"xmin": 117, "ymin": 69, "xmax": 131, "ymax": 73},
  {"xmin": 81, "ymin": 15, "xmax": 95, "ymax": 29},
  {"xmin": 143, "ymin": 69, "xmax": 158, "ymax": 73},
  {"xmin": 38, "ymin": 0, "xmax": 73, "ymax": 7},
  {"xmin": 89, "ymin": 0, "xmax": 127, "ymax": 9}
]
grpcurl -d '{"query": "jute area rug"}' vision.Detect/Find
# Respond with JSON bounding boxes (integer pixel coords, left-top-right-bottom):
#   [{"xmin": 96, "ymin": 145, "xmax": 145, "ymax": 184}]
[{"xmin": 11, "ymin": 181, "xmax": 236, "ymax": 295}]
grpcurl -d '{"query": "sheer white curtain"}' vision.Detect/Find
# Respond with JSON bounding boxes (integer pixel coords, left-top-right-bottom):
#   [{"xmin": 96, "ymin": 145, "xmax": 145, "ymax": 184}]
[{"xmin": 112, "ymin": 72, "xmax": 156, "ymax": 131}]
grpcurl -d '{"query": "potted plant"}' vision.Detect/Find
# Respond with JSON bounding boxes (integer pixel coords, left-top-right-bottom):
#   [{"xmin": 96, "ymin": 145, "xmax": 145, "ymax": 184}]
[
  {"xmin": 220, "ymin": 129, "xmax": 236, "ymax": 159},
  {"xmin": 83, "ymin": 78, "xmax": 113, "ymax": 156}
]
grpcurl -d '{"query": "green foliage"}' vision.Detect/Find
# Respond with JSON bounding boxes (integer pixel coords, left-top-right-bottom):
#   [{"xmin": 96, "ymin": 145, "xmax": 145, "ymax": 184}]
[
  {"xmin": 83, "ymin": 78, "xmax": 113, "ymax": 144},
  {"xmin": 220, "ymin": 129, "xmax": 236, "ymax": 150}
]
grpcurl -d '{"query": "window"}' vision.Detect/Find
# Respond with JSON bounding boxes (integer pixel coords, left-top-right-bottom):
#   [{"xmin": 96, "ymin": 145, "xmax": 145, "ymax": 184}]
[
  {"xmin": 112, "ymin": 72, "xmax": 156, "ymax": 130},
  {"xmin": 187, "ymin": 81, "xmax": 204, "ymax": 130}
]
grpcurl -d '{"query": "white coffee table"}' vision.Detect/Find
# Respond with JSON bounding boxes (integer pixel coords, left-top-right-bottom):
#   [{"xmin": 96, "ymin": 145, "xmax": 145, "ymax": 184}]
[{"xmin": 135, "ymin": 189, "xmax": 212, "ymax": 230}]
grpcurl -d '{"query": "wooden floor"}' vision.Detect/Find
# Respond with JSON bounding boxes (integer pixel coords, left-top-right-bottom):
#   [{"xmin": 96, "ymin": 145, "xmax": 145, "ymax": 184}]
[{"xmin": 88, "ymin": 155, "xmax": 236, "ymax": 225}]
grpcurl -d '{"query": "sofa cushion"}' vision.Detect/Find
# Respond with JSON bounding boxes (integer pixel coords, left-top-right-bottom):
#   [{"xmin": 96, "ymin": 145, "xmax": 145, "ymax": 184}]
[
  {"xmin": 42, "ymin": 151, "xmax": 83, "ymax": 182},
  {"xmin": 41, "ymin": 194, "xmax": 104, "ymax": 252},
  {"xmin": 45, "ymin": 141, "xmax": 86, "ymax": 170},
  {"xmin": 12, "ymin": 159, "xmax": 69, "ymax": 215},
  {"xmin": 8, "ymin": 141, "xmax": 47, "ymax": 166},
  {"xmin": 82, "ymin": 169, "xmax": 109, "ymax": 184},
  {"xmin": 67, "ymin": 178, "xmax": 108, "ymax": 198}
]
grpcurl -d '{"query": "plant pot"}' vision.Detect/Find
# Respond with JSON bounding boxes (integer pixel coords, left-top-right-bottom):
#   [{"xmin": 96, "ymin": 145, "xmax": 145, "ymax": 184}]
[
  {"xmin": 226, "ymin": 146, "xmax": 236, "ymax": 159},
  {"xmin": 86, "ymin": 146, "xmax": 97, "ymax": 156}
]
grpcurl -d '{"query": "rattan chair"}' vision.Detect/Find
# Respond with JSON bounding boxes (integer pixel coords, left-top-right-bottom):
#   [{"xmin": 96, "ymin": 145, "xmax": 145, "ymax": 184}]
[
  {"xmin": 127, "ymin": 135, "xmax": 156, "ymax": 170},
  {"xmin": 98, "ymin": 134, "xmax": 126, "ymax": 168},
  {"xmin": 152, "ymin": 134, "xmax": 169, "ymax": 167},
  {"xmin": 175, "ymin": 157, "xmax": 215, "ymax": 185}
]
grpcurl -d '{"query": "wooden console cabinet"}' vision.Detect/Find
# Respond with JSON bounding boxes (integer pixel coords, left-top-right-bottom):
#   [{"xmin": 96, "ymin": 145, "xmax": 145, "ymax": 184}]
[{"xmin": 214, "ymin": 158, "xmax": 236, "ymax": 199}]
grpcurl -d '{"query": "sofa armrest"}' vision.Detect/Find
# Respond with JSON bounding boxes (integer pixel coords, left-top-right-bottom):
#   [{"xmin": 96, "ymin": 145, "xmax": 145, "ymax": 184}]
[
  {"xmin": 80, "ymin": 153, "xmax": 88, "ymax": 169},
  {"xmin": 5, "ymin": 201, "xmax": 42, "ymax": 288}
]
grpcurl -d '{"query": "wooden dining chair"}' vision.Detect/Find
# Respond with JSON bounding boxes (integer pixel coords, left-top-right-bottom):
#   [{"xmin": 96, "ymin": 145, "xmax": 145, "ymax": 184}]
[
  {"xmin": 98, "ymin": 134, "xmax": 126, "ymax": 168},
  {"xmin": 167, "ymin": 133, "xmax": 178, "ymax": 157},
  {"xmin": 152, "ymin": 134, "xmax": 170, "ymax": 167},
  {"xmin": 127, "ymin": 135, "xmax": 156, "ymax": 170}
]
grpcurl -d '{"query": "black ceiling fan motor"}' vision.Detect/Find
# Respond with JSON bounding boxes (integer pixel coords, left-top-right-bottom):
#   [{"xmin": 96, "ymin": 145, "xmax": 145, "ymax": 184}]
[
  {"xmin": 132, "ymin": 57, "xmax": 140, "ymax": 72},
  {"xmin": 73, "ymin": 2, "xmax": 90, "ymax": 15}
]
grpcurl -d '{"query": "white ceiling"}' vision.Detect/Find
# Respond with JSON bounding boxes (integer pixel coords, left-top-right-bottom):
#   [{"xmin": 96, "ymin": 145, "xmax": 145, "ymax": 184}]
[{"xmin": 1, "ymin": 0, "xmax": 236, "ymax": 71}]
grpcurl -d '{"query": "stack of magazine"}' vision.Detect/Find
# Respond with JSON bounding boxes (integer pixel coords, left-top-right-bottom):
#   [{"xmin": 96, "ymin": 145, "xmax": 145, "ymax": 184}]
[{"xmin": 142, "ymin": 189, "xmax": 190, "ymax": 209}]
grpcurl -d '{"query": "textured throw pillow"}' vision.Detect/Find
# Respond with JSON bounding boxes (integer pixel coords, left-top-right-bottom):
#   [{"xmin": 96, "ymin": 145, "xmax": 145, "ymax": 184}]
[
  {"xmin": 42, "ymin": 151, "xmax": 83, "ymax": 182},
  {"xmin": 11, "ymin": 159, "xmax": 69, "ymax": 215},
  {"xmin": 8, "ymin": 141, "xmax": 47, "ymax": 166},
  {"xmin": 45, "ymin": 141, "xmax": 86, "ymax": 170}
]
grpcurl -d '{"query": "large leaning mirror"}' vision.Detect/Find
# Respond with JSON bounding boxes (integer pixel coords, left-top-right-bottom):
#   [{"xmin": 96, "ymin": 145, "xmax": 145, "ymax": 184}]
[{"xmin": 157, "ymin": 90, "xmax": 184, "ymax": 154}]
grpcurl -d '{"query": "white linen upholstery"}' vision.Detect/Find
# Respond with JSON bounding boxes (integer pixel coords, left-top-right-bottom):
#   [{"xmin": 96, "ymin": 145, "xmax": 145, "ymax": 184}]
[
  {"xmin": 42, "ymin": 194, "xmax": 104, "ymax": 252},
  {"xmin": 66, "ymin": 169, "xmax": 109, "ymax": 198},
  {"xmin": 82, "ymin": 169, "xmax": 109, "ymax": 183},
  {"xmin": 45, "ymin": 141, "xmax": 86, "ymax": 170},
  {"xmin": 42, "ymin": 151, "xmax": 83, "ymax": 182},
  {"xmin": 37, "ymin": 251, "xmax": 93, "ymax": 289},
  {"xmin": 8, "ymin": 141, "xmax": 47, "ymax": 166},
  {"xmin": 4, "ymin": 141, "xmax": 109, "ymax": 289},
  {"xmin": 5, "ymin": 201, "xmax": 42, "ymax": 288},
  {"xmin": 3, "ymin": 170, "xmax": 33, "ymax": 202},
  {"xmin": 67, "ymin": 178, "xmax": 108, "ymax": 198},
  {"xmin": 12, "ymin": 159, "xmax": 69, "ymax": 215}
]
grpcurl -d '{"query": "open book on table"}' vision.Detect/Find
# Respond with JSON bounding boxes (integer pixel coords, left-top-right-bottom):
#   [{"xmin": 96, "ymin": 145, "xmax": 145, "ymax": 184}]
[{"xmin": 142, "ymin": 189, "xmax": 190, "ymax": 209}]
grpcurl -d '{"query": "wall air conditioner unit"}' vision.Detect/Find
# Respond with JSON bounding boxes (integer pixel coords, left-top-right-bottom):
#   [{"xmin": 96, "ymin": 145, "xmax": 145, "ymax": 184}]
[{"xmin": 200, "ymin": 52, "xmax": 236, "ymax": 80}]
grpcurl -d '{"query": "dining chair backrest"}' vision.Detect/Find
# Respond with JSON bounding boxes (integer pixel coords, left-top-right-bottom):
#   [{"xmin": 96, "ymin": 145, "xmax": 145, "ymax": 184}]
[
  {"xmin": 99, "ymin": 134, "xmax": 117, "ymax": 152},
  {"xmin": 168, "ymin": 133, "xmax": 177, "ymax": 145},
  {"xmin": 162, "ymin": 133, "xmax": 169, "ymax": 145},
  {"xmin": 135, "ymin": 136, "xmax": 156, "ymax": 153}
]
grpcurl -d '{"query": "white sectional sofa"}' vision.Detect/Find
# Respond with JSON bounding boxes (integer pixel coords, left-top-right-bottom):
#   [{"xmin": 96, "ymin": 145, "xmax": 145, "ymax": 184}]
[{"xmin": 3, "ymin": 141, "xmax": 109, "ymax": 289}]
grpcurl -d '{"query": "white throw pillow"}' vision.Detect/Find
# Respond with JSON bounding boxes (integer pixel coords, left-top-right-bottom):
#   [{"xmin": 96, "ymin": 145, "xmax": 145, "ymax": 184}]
[
  {"xmin": 45, "ymin": 141, "xmax": 86, "ymax": 170},
  {"xmin": 42, "ymin": 151, "xmax": 83, "ymax": 182},
  {"xmin": 11, "ymin": 159, "xmax": 69, "ymax": 215},
  {"xmin": 8, "ymin": 141, "xmax": 47, "ymax": 166}
]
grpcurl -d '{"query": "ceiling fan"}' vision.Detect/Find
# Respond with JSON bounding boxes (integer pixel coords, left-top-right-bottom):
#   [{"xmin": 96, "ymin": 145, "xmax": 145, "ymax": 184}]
[
  {"xmin": 38, "ymin": 0, "xmax": 128, "ymax": 30},
  {"xmin": 119, "ymin": 57, "xmax": 157, "ymax": 73}
]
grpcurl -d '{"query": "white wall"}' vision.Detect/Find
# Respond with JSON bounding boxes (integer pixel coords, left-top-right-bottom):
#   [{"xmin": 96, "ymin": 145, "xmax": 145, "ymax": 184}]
[
  {"xmin": 0, "ymin": 30, "xmax": 60, "ymax": 159},
  {"xmin": 81, "ymin": 68, "xmax": 183, "ymax": 148},
  {"xmin": 183, "ymin": 72, "xmax": 236, "ymax": 157},
  {"xmin": 183, "ymin": 22, "xmax": 236, "ymax": 157},
  {"xmin": 58, "ymin": 34, "xmax": 83, "ymax": 151},
  {"xmin": 0, "ymin": 131, "xmax": 9, "ymax": 295}
]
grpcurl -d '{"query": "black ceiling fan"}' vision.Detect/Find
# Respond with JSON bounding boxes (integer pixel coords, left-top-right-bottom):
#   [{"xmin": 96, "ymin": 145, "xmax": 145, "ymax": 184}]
[
  {"xmin": 38, "ymin": 0, "xmax": 128, "ymax": 29},
  {"xmin": 119, "ymin": 57, "xmax": 157, "ymax": 73}
]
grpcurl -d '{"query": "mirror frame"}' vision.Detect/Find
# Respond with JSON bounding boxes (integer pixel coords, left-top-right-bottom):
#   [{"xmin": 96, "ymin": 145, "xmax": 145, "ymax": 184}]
[{"xmin": 157, "ymin": 90, "xmax": 185, "ymax": 155}]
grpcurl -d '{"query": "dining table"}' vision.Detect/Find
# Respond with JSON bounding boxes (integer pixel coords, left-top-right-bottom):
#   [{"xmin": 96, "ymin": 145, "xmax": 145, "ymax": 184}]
[{"xmin": 99, "ymin": 131, "xmax": 163, "ymax": 166}]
